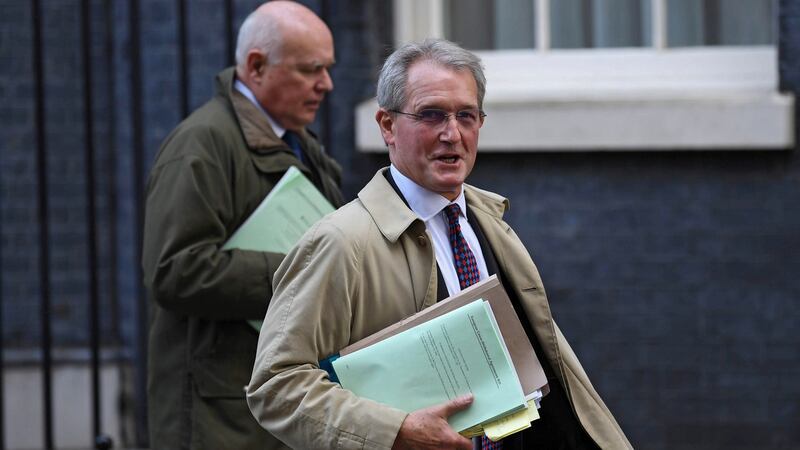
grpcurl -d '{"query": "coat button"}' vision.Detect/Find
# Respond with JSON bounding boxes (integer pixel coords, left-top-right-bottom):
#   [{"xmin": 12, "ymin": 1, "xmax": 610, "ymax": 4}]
[{"xmin": 417, "ymin": 235, "xmax": 427, "ymax": 246}]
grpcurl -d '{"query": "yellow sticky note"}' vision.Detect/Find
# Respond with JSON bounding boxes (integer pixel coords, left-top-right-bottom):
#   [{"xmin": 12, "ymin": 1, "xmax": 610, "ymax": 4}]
[
  {"xmin": 483, "ymin": 411, "xmax": 531, "ymax": 441},
  {"xmin": 483, "ymin": 400, "xmax": 540, "ymax": 442},
  {"xmin": 527, "ymin": 400, "xmax": 540, "ymax": 422},
  {"xmin": 460, "ymin": 425, "xmax": 485, "ymax": 439}
]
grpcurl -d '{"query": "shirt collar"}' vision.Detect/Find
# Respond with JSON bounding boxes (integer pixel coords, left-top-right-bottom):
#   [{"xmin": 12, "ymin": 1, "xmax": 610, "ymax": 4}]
[
  {"xmin": 389, "ymin": 165, "xmax": 467, "ymax": 221},
  {"xmin": 234, "ymin": 79, "xmax": 286, "ymax": 138}
]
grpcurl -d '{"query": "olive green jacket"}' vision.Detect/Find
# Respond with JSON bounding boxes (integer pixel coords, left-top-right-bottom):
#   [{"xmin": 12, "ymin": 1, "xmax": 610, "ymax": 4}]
[
  {"xmin": 142, "ymin": 67, "xmax": 343, "ymax": 450},
  {"xmin": 247, "ymin": 169, "xmax": 630, "ymax": 449}
]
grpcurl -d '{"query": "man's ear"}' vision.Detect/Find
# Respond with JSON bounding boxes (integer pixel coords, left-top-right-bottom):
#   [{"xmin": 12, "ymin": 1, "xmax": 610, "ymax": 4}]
[
  {"xmin": 375, "ymin": 109, "xmax": 395, "ymax": 148},
  {"xmin": 245, "ymin": 50, "xmax": 268, "ymax": 81}
]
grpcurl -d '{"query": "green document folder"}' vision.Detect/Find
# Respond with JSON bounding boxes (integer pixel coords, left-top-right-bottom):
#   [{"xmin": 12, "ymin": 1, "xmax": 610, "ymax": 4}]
[
  {"xmin": 222, "ymin": 166, "xmax": 335, "ymax": 330},
  {"xmin": 332, "ymin": 299, "xmax": 527, "ymax": 432}
]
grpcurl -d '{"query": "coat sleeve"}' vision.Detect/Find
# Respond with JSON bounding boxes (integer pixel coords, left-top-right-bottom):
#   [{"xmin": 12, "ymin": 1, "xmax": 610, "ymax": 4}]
[
  {"xmin": 247, "ymin": 219, "xmax": 408, "ymax": 450},
  {"xmin": 141, "ymin": 127, "xmax": 284, "ymax": 320}
]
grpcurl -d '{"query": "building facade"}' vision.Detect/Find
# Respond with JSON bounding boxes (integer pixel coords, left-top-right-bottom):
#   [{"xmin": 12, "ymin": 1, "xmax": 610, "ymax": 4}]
[{"xmin": 1, "ymin": 1, "xmax": 798, "ymax": 448}]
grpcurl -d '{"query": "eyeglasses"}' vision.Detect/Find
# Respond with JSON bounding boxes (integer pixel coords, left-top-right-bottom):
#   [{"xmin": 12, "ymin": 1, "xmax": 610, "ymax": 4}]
[{"xmin": 390, "ymin": 108, "xmax": 486, "ymax": 129}]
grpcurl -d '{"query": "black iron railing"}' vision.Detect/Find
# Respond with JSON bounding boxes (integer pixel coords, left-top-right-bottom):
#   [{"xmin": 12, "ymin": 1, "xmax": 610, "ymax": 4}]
[{"xmin": 32, "ymin": 1, "xmax": 55, "ymax": 448}]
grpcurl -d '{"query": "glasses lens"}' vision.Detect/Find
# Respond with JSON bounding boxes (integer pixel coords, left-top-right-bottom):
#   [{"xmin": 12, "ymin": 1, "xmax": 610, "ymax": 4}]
[
  {"xmin": 417, "ymin": 109, "xmax": 448, "ymax": 124},
  {"xmin": 456, "ymin": 110, "xmax": 480, "ymax": 126}
]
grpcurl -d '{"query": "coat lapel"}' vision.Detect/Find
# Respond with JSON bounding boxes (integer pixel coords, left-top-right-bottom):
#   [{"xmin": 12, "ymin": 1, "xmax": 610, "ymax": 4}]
[
  {"xmin": 359, "ymin": 169, "xmax": 438, "ymax": 311},
  {"xmin": 464, "ymin": 186, "xmax": 568, "ymax": 388}
]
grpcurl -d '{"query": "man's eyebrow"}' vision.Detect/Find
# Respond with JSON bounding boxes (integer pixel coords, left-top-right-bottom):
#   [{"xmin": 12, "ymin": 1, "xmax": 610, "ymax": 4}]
[
  {"xmin": 416, "ymin": 103, "xmax": 479, "ymax": 111},
  {"xmin": 303, "ymin": 58, "xmax": 336, "ymax": 68}
]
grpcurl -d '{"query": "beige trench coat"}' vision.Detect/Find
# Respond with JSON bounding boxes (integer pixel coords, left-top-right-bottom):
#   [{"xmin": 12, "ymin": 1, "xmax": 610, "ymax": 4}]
[{"xmin": 247, "ymin": 168, "xmax": 631, "ymax": 449}]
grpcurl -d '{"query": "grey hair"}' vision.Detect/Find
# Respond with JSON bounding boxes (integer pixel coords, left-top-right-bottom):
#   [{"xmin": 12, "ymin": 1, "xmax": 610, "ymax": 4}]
[
  {"xmin": 235, "ymin": 8, "xmax": 283, "ymax": 69},
  {"xmin": 376, "ymin": 38, "xmax": 486, "ymax": 111}
]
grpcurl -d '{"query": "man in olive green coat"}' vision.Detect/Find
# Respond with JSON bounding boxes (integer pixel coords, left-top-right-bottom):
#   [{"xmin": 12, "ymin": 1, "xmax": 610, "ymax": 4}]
[
  {"xmin": 142, "ymin": 2, "xmax": 342, "ymax": 449},
  {"xmin": 247, "ymin": 39, "xmax": 631, "ymax": 449}
]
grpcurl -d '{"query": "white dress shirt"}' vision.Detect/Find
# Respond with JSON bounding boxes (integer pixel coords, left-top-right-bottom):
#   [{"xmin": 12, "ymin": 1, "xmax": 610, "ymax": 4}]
[{"xmin": 389, "ymin": 165, "xmax": 489, "ymax": 296}]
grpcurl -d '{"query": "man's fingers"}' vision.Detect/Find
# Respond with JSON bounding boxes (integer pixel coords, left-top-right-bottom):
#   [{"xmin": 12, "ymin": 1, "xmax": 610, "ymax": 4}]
[
  {"xmin": 436, "ymin": 394, "xmax": 474, "ymax": 418},
  {"xmin": 392, "ymin": 396, "xmax": 475, "ymax": 450}
]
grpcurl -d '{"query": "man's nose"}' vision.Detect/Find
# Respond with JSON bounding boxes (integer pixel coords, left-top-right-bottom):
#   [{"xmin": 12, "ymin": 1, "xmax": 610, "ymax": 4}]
[
  {"xmin": 316, "ymin": 68, "xmax": 334, "ymax": 92},
  {"xmin": 439, "ymin": 115, "xmax": 462, "ymax": 143}
]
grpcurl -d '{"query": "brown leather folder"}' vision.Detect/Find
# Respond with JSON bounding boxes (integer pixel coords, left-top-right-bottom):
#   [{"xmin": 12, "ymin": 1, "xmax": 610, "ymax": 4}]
[{"xmin": 340, "ymin": 275, "xmax": 548, "ymax": 398}]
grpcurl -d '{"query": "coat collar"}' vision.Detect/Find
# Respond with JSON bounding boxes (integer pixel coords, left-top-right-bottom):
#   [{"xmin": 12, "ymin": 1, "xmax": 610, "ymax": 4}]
[
  {"xmin": 358, "ymin": 167, "xmax": 510, "ymax": 243},
  {"xmin": 464, "ymin": 184, "xmax": 510, "ymax": 220},
  {"xmin": 214, "ymin": 67, "xmax": 311, "ymax": 155},
  {"xmin": 358, "ymin": 169, "xmax": 419, "ymax": 243}
]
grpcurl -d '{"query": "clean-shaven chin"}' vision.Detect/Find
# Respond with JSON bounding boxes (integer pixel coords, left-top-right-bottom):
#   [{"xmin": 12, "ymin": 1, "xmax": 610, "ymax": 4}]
[{"xmin": 432, "ymin": 166, "xmax": 467, "ymax": 190}]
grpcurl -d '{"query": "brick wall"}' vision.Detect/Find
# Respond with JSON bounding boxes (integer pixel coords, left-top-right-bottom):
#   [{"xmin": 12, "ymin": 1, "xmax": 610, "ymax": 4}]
[
  {"xmin": 1, "ymin": 0, "xmax": 798, "ymax": 448},
  {"xmin": 1, "ymin": 0, "xmax": 40, "ymax": 347},
  {"xmin": 468, "ymin": 150, "xmax": 800, "ymax": 448},
  {"xmin": 1, "ymin": 0, "xmax": 118, "ymax": 348}
]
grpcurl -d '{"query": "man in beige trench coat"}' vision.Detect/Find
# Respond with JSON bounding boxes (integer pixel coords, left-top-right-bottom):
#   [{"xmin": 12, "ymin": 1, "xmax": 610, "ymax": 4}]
[{"xmin": 247, "ymin": 39, "xmax": 632, "ymax": 450}]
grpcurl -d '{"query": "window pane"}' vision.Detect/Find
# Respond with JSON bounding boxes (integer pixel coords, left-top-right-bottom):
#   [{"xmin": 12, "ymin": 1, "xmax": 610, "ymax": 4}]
[
  {"xmin": 714, "ymin": 0, "xmax": 775, "ymax": 45},
  {"xmin": 550, "ymin": 0, "xmax": 650, "ymax": 49},
  {"xmin": 666, "ymin": 0, "xmax": 705, "ymax": 46},
  {"xmin": 495, "ymin": 0, "xmax": 535, "ymax": 49},
  {"xmin": 550, "ymin": 0, "xmax": 592, "ymax": 48},
  {"xmin": 445, "ymin": 0, "xmax": 495, "ymax": 50},
  {"xmin": 668, "ymin": 0, "xmax": 775, "ymax": 47},
  {"xmin": 445, "ymin": 0, "xmax": 536, "ymax": 50},
  {"xmin": 589, "ymin": 0, "xmax": 648, "ymax": 47}
]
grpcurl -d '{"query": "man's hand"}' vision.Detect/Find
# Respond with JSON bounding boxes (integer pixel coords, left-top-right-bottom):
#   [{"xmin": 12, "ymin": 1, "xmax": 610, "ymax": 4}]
[{"xmin": 391, "ymin": 394, "xmax": 474, "ymax": 450}]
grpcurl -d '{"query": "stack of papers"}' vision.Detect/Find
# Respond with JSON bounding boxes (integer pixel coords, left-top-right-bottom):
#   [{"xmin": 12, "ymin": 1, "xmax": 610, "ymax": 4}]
[
  {"xmin": 223, "ymin": 166, "xmax": 334, "ymax": 253},
  {"xmin": 334, "ymin": 299, "xmax": 527, "ymax": 432},
  {"xmin": 327, "ymin": 276, "xmax": 548, "ymax": 441},
  {"xmin": 222, "ymin": 166, "xmax": 335, "ymax": 329}
]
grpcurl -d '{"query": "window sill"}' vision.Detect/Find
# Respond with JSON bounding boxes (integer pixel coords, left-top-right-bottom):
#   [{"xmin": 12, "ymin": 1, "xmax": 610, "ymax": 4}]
[{"xmin": 355, "ymin": 46, "xmax": 795, "ymax": 152}]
